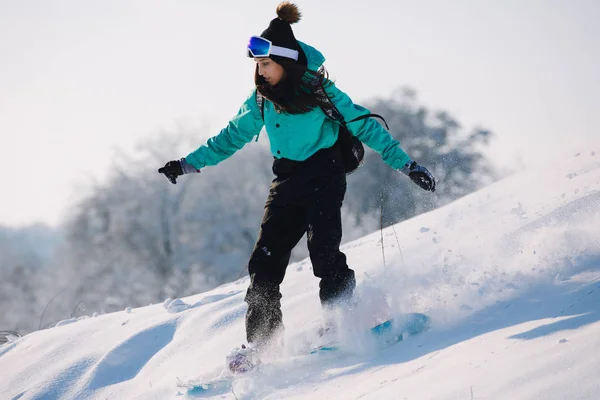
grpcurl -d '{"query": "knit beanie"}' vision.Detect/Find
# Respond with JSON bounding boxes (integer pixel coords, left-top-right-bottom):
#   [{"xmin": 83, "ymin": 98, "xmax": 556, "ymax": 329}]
[{"xmin": 257, "ymin": 2, "xmax": 307, "ymax": 66}]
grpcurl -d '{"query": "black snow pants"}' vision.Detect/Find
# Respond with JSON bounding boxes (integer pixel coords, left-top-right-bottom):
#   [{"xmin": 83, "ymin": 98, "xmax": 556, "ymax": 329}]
[{"xmin": 244, "ymin": 142, "xmax": 356, "ymax": 346}]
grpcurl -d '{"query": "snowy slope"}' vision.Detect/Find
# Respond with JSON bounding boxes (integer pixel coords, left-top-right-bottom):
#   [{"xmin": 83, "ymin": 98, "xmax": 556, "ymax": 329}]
[{"xmin": 1, "ymin": 150, "xmax": 599, "ymax": 400}]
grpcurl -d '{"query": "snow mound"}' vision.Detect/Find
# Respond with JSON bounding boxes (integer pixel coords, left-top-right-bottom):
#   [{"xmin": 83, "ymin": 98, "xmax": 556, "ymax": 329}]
[{"xmin": 1, "ymin": 150, "xmax": 599, "ymax": 400}]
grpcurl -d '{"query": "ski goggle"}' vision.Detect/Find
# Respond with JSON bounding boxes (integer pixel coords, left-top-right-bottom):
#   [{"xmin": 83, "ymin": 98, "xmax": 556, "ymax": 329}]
[{"xmin": 246, "ymin": 36, "xmax": 299, "ymax": 61}]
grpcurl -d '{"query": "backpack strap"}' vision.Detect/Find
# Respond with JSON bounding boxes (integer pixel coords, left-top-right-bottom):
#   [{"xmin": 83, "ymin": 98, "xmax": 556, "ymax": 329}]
[
  {"xmin": 256, "ymin": 90, "xmax": 265, "ymax": 120},
  {"xmin": 254, "ymin": 86, "xmax": 389, "ymax": 133},
  {"xmin": 254, "ymin": 91, "xmax": 266, "ymax": 142},
  {"xmin": 315, "ymin": 84, "xmax": 389, "ymax": 130}
]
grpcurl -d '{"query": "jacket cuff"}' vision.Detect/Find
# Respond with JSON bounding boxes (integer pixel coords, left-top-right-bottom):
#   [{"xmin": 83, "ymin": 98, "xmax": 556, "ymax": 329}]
[
  {"xmin": 180, "ymin": 158, "xmax": 200, "ymax": 174},
  {"xmin": 399, "ymin": 160, "xmax": 415, "ymax": 175}
]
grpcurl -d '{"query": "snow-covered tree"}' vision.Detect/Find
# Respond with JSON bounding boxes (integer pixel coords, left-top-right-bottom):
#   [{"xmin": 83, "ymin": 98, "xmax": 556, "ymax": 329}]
[
  {"xmin": 2, "ymin": 89, "xmax": 498, "ymax": 333},
  {"xmin": 0, "ymin": 224, "xmax": 60, "ymax": 333},
  {"xmin": 51, "ymin": 126, "xmax": 273, "ymax": 316},
  {"xmin": 344, "ymin": 87, "xmax": 496, "ymax": 230}
]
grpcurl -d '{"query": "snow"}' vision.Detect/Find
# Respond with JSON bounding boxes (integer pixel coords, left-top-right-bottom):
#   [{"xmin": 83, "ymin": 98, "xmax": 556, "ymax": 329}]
[{"xmin": 1, "ymin": 150, "xmax": 599, "ymax": 400}]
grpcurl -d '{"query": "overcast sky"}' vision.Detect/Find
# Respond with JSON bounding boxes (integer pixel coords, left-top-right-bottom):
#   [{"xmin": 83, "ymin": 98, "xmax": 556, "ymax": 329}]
[{"xmin": 1, "ymin": 0, "xmax": 599, "ymax": 227}]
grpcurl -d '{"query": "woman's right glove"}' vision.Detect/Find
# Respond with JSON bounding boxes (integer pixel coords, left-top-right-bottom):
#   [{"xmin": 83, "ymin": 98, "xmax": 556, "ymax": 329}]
[
  {"xmin": 158, "ymin": 158, "xmax": 199, "ymax": 184},
  {"xmin": 400, "ymin": 161, "xmax": 436, "ymax": 192}
]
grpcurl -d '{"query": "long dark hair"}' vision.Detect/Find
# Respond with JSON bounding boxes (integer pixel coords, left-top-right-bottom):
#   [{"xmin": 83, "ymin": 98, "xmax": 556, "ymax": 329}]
[{"xmin": 255, "ymin": 58, "xmax": 332, "ymax": 114}]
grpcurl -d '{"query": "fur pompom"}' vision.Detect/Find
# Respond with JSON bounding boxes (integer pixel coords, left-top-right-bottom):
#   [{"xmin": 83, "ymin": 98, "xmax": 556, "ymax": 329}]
[{"xmin": 276, "ymin": 2, "xmax": 301, "ymax": 24}]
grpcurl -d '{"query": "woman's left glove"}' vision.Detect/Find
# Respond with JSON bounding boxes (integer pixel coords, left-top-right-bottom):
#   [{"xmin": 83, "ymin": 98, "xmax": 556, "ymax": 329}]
[
  {"xmin": 400, "ymin": 161, "xmax": 436, "ymax": 192},
  {"xmin": 158, "ymin": 158, "xmax": 199, "ymax": 184}
]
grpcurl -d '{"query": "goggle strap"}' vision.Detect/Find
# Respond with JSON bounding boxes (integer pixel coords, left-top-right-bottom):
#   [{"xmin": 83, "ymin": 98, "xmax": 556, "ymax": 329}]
[{"xmin": 269, "ymin": 45, "xmax": 299, "ymax": 61}]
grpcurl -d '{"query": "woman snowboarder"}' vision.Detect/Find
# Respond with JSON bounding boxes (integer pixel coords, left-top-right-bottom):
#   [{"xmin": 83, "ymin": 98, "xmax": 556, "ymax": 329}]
[{"xmin": 159, "ymin": 1, "xmax": 435, "ymax": 371}]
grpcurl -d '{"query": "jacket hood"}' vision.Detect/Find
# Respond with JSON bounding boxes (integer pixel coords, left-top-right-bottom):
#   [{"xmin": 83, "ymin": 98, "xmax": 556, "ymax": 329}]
[{"xmin": 298, "ymin": 41, "xmax": 325, "ymax": 71}]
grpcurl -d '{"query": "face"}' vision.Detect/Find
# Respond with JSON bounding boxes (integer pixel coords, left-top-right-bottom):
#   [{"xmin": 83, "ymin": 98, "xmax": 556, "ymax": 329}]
[{"xmin": 255, "ymin": 57, "xmax": 285, "ymax": 86}]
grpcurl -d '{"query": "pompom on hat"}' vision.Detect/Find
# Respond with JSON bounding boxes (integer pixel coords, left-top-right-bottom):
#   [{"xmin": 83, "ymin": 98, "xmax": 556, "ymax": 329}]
[{"xmin": 254, "ymin": 2, "xmax": 307, "ymax": 66}]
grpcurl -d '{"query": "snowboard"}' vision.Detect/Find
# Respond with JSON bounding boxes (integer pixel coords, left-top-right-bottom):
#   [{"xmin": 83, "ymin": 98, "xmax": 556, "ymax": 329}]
[
  {"xmin": 177, "ymin": 374, "xmax": 240, "ymax": 397},
  {"xmin": 178, "ymin": 313, "xmax": 430, "ymax": 397},
  {"xmin": 310, "ymin": 312, "xmax": 430, "ymax": 353}
]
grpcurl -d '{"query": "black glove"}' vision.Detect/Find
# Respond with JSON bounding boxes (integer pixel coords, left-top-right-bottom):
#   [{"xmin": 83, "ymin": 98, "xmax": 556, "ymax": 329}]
[
  {"xmin": 401, "ymin": 161, "xmax": 436, "ymax": 192},
  {"xmin": 158, "ymin": 158, "xmax": 199, "ymax": 184}
]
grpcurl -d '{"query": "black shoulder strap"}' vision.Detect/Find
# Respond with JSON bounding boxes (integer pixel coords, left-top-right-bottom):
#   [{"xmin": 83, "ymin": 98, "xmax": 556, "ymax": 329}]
[
  {"xmin": 256, "ymin": 90, "xmax": 265, "ymax": 120},
  {"xmin": 254, "ymin": 91, "xmax": 266, "ymax": 142},
  {"xmin": 255, "ymin": 85, "xmax": 389, "ymax": 130},
  {"xmin": 315, "ymin": 84, "xmax": 389, "ymax": 130}
]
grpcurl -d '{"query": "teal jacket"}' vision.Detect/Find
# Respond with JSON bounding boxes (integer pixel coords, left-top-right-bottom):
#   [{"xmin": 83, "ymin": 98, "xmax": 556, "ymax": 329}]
[{"xmin": 185, "ymin": 42, "xmax": 411, "ymax": 171}]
